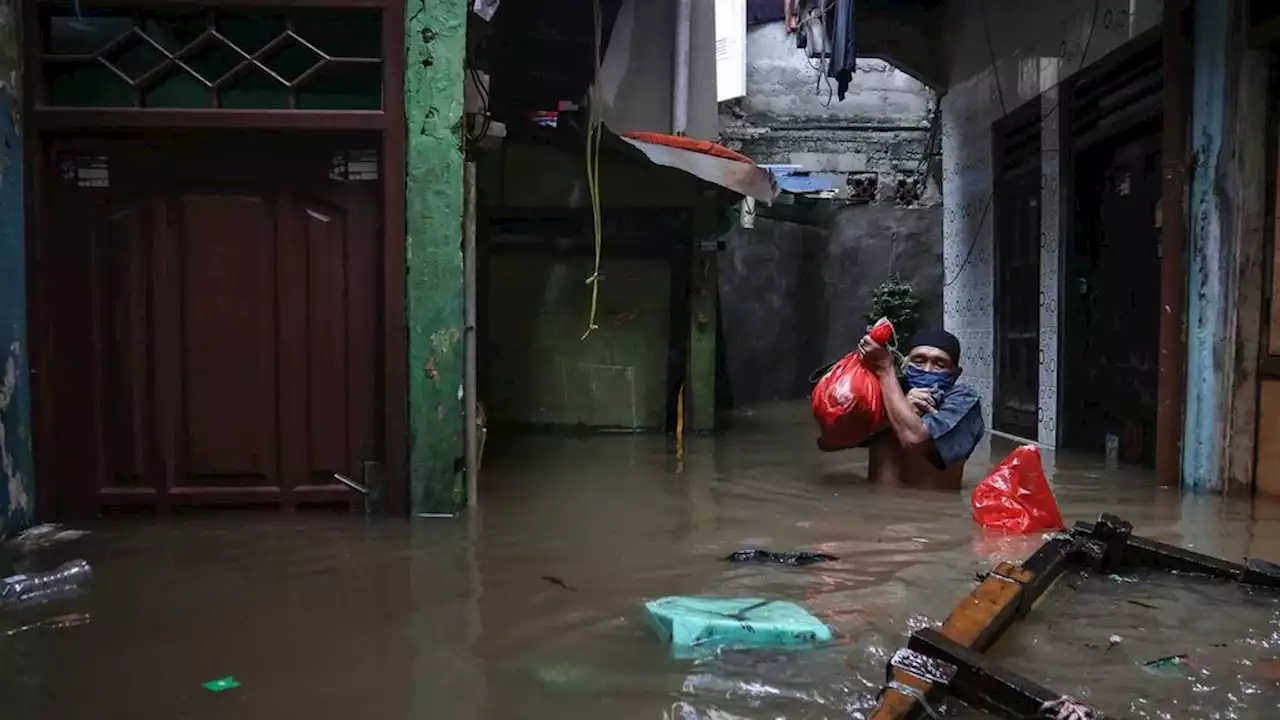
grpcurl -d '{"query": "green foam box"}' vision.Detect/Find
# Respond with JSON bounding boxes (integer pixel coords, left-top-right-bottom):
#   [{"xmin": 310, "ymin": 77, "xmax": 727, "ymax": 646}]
[{"xmin": 643, "ymin": 596, "xmax": 833, "ymax": 658}]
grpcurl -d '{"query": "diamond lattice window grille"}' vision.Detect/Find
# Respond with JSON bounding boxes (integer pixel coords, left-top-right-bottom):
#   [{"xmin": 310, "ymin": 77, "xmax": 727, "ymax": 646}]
[{"xmin": 41, "ymin": 7, "xmax": 383, "ymax": 110}]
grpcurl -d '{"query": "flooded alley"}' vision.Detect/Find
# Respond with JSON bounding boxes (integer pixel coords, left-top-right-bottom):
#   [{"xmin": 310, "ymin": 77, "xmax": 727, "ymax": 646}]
[{"xmin": 3, "ymin": 404, "xmax": 1280, "ymax": 719}]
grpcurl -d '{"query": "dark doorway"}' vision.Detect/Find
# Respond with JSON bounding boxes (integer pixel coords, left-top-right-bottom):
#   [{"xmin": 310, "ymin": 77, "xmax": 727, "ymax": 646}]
[
  {"xmin": 992, "ymin": 102, "xmax": 1043, "ymax": 440},
  {"xmin": 1063, "ymin": 125, "xmax": 1162, "ymax": 465},
  {"xmin": 1060, "ymin": 32, "xmax": 1163, "ymax": 466}
]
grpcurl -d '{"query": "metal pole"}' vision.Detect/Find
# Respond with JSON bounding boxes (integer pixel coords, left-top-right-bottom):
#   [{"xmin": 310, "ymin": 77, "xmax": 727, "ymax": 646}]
[
  {"xmin": 463, "ymin": 162, "xmax": 479, "ymax": 510},
  {"xmin": 673, "ymin": 0, "xmax": 692, "ymax": 135},
  {"xmin": 1156, "ymin": 0, "xmax": 1190, "ymax": 487}
]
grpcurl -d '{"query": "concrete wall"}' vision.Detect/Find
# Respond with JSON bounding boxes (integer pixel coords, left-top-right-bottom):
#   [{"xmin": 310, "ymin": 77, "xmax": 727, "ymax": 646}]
[
  {"xmin": 716, "ymin": 21, "xmax": 942, "ymax": 407},
  {"xmin": 0, "ymin": 0, "xmax": 32, "ymax": 537},
  {"xmin": 484, "ymin": 254, "xmax": 671, "ymax": 429},
  {"xmin": 732, "ymin": 23, "xmax": 933, "ymax": 125},
  {"xmin": 719, "ymin": 205, "xmax": 943, "ymax": 406},
  {"xmin": 599, "ymin": 0, "xmax": 719, "ymax": 140},
  {"xmin": 939, "ymin": 0, "xmax": 1162, "ymax": 445},
  {"xmin": 1183, "ymin": 0, "xmax": 1269, "ymax": 492},
  {"xmin": 405, "ymin": 1, "xmax": 467, "ymax": 513}
]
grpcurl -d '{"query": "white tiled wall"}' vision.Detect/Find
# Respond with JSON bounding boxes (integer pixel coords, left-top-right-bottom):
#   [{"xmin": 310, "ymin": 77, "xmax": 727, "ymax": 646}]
[{"xmin": 940, "ymin": 0, "xmax": 1162, "ymax": 446}]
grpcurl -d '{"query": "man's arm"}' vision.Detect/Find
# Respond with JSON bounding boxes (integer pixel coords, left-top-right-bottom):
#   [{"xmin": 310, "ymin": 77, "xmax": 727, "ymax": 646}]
[{"xmin": 875, "ymin": 367, "xmax": 934, "ymax": 451}]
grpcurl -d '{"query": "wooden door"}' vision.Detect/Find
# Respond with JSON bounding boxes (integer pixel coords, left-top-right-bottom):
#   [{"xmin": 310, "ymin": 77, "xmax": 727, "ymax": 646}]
[
  {"xmin": 993, "ymin": 104, "xmax": 1043, "ymax": 440},
  {"xmin": 40, "ymin": 134, "xmax": 381, "ymax": 515},
  {"xmin": 1065, "ymin": 128, "xmax": 1162, "ymax": 466}
]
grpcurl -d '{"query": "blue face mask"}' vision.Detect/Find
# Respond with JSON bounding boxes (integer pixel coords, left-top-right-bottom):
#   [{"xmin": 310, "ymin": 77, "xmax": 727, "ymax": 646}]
[{"xmin": 903, "ymin": 365, "xmax": 956, "ymax": 393}]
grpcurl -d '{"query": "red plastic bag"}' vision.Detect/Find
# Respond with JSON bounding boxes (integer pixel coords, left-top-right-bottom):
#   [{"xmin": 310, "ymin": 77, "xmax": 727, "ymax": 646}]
[
  {"xmin": 811, "ymin": 318, "xmax": 894, "ymax": 452},
  {"xmin": 971, "ymin": 445, "xmax": 1065, "ymax": 534}
]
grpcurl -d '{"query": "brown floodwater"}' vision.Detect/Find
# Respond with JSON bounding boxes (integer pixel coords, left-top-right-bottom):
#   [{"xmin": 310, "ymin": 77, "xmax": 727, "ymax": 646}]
[{"xmin": 4, "ymin": 402, "xmax": 1280, "ymax": 719}]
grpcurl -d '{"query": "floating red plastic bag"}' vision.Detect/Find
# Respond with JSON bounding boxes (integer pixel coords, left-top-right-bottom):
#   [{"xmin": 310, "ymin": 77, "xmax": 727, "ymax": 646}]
[
  {"xmin": 971, "ymin": 445, "xmax": 1065, "ymax": 534},
  {"xmin": 812, "ymin": 318, "xmax": 894, "ymax": 452}
]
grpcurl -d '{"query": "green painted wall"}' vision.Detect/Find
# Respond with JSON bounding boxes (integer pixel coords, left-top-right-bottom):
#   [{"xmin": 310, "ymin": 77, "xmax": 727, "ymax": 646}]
[
  {"xmin": 0, "ymin": 0, "xmax": 34, "ymax": 538},
  {"xmin": 485, "ymin": 255, "xmax": 671, "ymax": 429},
  {"xmin": 405, "ymin": 1, "xmax": 466, "ymax": 513}
]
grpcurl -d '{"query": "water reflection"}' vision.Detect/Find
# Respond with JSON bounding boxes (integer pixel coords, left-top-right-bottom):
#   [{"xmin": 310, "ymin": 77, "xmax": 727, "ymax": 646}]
[{"xmin": 1, "ymin": 401, "xmax": 1279, "ymax": 719}]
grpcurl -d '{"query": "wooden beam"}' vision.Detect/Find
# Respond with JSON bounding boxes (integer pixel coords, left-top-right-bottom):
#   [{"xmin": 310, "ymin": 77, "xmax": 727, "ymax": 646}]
[
  {"xmin": 907, "ymin": 629, "xmax": 1104, "ymax": 720},
  {"xmin": 1156, "ymin": 0, "xmax": 1191, "ymax": 489},
  {"xmin": 870, "ymin": 540, "xmax": 1078, "ymax": 720}
]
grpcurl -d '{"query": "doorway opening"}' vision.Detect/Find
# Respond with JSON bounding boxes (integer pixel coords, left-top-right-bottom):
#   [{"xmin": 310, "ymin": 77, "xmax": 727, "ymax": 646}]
[
  {"xmin": 1061, "ymin": 34, "xmax": 1163, "ymax": 467},
  {"xmin": 992, "ymin": 99, "xmax": 1043, "ymax": 441}
]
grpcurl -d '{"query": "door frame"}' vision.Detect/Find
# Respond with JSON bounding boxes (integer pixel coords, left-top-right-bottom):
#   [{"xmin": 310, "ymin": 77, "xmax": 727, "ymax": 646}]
[
  {"xmin": 1058, "ymin": 28, "xmax": 1163, "ymax": 455},
  {"xmin": 22, "ymin": 0, "xmax": 409, "ymax": 518},
  {"xmin": 991, "ymin": 97, "xmax": 1043, "ymax": 441}
]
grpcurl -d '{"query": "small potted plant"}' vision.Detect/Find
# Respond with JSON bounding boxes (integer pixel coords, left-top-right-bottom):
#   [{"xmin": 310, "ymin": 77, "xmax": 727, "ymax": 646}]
[{"xmin": 866, "ymin": 275, "xmax": 921, "ymax": 341}]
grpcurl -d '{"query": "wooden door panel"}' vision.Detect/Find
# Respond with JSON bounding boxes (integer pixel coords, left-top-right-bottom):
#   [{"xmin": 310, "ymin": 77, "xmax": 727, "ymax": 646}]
[
  {"xmin": 41, "ymin": 137, "xmax": 382, "ymax": 515},
  {"xmin": 178, "ymin": 195, "xmax": 279, "ymax": 484},
  {"xmin": 303, "ymin": 200, "xmax": 352, "ymax": 482},
  {"xmin": 101, "ymin": 205, "xmax": 150, "ymax": 488}
]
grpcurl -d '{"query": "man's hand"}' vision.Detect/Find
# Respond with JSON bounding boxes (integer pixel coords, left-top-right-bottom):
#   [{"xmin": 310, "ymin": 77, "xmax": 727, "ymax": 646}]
[
  {"xmin": 857, "ymin": 334, "xmax": 895, "ymax": 377},
  {"xmin": 906, "ymin": 388, "xmax": 936, "ymax": 415}
]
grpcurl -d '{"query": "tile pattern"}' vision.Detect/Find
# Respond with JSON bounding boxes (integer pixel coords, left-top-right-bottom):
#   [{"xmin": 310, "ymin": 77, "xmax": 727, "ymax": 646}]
[{"xmin": 941, "ymin": 0, "xmax": 1162, "ymax": 446}]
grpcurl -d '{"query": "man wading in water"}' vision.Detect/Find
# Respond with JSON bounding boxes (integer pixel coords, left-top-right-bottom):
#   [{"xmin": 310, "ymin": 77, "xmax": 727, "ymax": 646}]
[{"xmin": 856, "ymin": 329, "xmax": 985, "ymax": 489}]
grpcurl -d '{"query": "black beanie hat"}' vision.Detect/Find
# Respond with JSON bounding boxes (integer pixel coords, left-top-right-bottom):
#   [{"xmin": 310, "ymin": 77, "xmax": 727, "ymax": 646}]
[{"xmin": 907, "ymin": 329, "xmax": 961, "ymax": 365}]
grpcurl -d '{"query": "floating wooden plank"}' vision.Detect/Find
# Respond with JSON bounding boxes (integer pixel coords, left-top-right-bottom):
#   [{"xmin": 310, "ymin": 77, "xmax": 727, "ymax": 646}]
[
  {"xmin": 907, "ymin": 628, "xmax": 1105, "ymax": 720},
  {"xmin": 870, "ymin": 539, "xmax": 1078, "ymax": 720},
  {"xmin": 872, "ymin": 514, "xmax": 1280, "ymax": 720},
  {"xmin": 1073, "ymin": 517, "xmax": 1280, "ymax": 587}
]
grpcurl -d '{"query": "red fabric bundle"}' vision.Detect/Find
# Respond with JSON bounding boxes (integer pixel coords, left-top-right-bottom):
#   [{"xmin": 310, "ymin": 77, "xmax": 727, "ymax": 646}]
[
  {"xmin": 971, "ymin": 445, "xmax": 1065, "ymax": 534},
  {"xmin": 812, "ymin": 318, "xmax": 894, "ymax": 452}
]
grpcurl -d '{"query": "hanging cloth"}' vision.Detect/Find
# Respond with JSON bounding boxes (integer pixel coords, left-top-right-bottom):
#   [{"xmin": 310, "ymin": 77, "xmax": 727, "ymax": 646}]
[{"xmin": 826, "ymin": 0, "xmax": 856, "ymax": 100}]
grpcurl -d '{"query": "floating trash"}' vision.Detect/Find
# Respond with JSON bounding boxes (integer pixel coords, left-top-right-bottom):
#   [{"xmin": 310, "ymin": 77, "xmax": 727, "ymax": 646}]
[
  {"xmin": 201, "ymin": 676, "xmax": 241, "ymax": 693},
  {"xmin": 3, "ymin": 612, "xmax": 91, "ymax": 637},
  {"xmin": 5, "ymin": 524, "xmax": 89, "ymax": 551},
  {"xmin": 724, "ymin": 550, "xmax": 838, "ymax": 566},
  {"xmin": 645, "ymin": 597, "xmax": 833, "ymax": 659},
  {"xmin": 1141, "ymin": 654, "xmax": 1195, "ymax": 678}
]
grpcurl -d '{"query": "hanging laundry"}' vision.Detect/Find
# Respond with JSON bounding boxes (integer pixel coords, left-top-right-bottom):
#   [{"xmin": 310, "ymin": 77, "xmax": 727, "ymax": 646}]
[{"xmin": 827, "ymin": 0, "xmax": 857, "ymax": 100}]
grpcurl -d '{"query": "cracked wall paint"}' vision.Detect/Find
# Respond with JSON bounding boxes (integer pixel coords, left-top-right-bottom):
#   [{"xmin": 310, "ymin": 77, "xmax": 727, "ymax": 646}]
[
  {"xmin": 0, "ymin": 0, "xmax": 32, "ymax": 537},
  {"xmin": 405, "ymin": 0, "xmax": 466, "ymax": 513}
]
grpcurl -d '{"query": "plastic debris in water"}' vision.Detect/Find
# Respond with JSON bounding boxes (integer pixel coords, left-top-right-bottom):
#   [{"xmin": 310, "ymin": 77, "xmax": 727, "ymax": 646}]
[
  {"xmin": 3, "ymin": 612, "xmax": 91, "ymax": 637},
  {"xmin": 540, "ymin": 575, "xmax": 576, "ymax": 591},
  {"xmin": 723, "ymin": 549, "xmax": 839, "ymax": 566},
  {"xmin": 1141, "ymin": 654, "xmax": 1193, "ymax": 678},
  {"xmin": 1105, "ymin": 635, "xmax": 1123, "ymax": 653},
  {"xmin": 530, "ymin": 661, "xmax": 598, "ymax": 694},
  {"xmin": 5, "ymin": 524, "xmax": 89, "ymax": 550},
  {"xmin": 1107, "ymin": 574, "xmax": 1139, "ymax": 584},
  {"xmin": 0, "ymin": 560, "xmax": 94, "ymax": 610},
  {"xmin": 201, "ymin": 677, "xmax": 241, "ymax": 693}
]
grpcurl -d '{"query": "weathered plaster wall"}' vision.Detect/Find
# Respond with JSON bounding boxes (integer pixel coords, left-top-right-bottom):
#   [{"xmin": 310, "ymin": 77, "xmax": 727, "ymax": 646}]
[
  {"xmin": 940, "ymin": 0, "xmax": 1161, "ymax": 445},
  {"xmin": 0, "ymin": 0, "xmax": 33, "ymax": 537},
  {"xmin": 484, "ymin": 254, "xmax": 672, "ymax": 429},
  {"xmin": 1184, "ymin": 0, "xmax": 1268, "ymax": 492},
  {"xmin": 405, "ymin": 0, "xmax": 466, "ymax": 513},
  {"xmin": 716, "ymin": 22, "xmax": 942, "ymax": 407},
  {"xmin": 719, "ymin": 205, "xmax": 943, "ymax": 406}
]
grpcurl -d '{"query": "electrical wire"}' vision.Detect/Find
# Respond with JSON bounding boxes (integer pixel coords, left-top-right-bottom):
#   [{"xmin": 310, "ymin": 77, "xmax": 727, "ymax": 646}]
[
  {"xmin": 582, "ymin": 0, "xmax": 604, "ymax": 339},
  {"xmin": 466, "ymin": 65, "xmax": 492, "ymax": 145},
  {"xmin": 942, "ymin": 0, "xmax": 1101, "ymax": 288}
]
